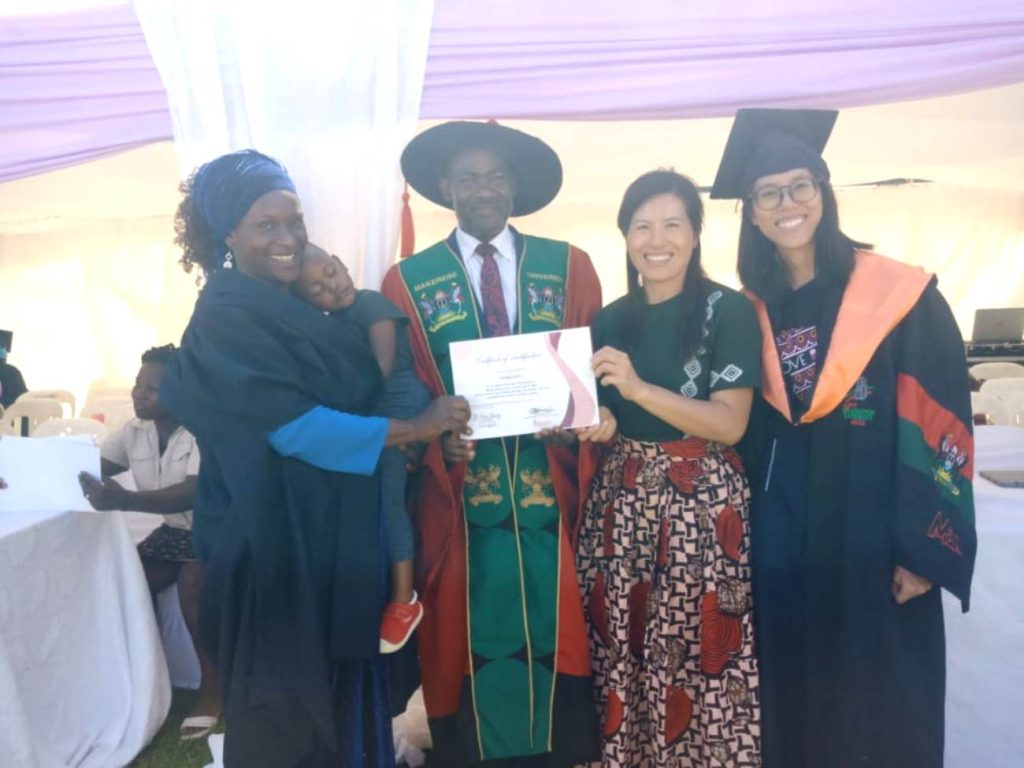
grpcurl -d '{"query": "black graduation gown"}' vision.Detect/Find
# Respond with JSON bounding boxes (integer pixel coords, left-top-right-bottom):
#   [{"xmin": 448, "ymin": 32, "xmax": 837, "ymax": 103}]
[
  {"xmin": 742, "ymin": 262, "xmax": 977, "ymax": 768},
  {"xmin": 160, "ymin": 270, "xmax": 394, "ymax": 768}
]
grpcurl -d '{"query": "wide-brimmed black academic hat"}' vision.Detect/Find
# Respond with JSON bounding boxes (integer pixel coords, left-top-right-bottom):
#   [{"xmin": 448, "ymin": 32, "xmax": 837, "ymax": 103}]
[
  {"xmin": 400, "ymin": 121, "xmax": 563, "ymax": 216},
  {"xmin": 710, "ymin": 108, "xmax": 838, "ymax": 200}
]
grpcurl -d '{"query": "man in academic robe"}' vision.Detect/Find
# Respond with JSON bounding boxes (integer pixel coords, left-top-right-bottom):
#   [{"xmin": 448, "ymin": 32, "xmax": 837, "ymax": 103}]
[{"xmin": 381, "ymin": 121, "xmax": 603, "ymax": 767}]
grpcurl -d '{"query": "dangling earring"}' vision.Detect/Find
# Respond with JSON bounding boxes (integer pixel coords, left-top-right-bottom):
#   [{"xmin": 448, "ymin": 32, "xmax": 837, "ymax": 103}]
[{"xmin": 222, "ymin": 250, "xmax": 234, "ymax": 270}]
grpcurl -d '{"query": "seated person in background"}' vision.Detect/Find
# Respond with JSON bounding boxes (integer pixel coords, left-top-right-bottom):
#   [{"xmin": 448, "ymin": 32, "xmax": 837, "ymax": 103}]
[
  {"xmin": 0, "ymin": 329, "xmax": 28, "ymax": 409},
  {"xmin": 77, "ymin": 344, "xmax": 220, "ymax": 741},
  {"xmin": 293, "ymin": 243, "xmax": 431, "ymax": 654}
]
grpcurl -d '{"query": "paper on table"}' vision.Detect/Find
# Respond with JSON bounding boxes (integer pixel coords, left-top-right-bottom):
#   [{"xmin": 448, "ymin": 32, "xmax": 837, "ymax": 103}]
[
  {"xmin": 0, "ymin": 435, "xmax": 101, "ymax": 513},
  {"xmin": 450, "ymin": 327, "xmax": 600, "ymax": 440}
]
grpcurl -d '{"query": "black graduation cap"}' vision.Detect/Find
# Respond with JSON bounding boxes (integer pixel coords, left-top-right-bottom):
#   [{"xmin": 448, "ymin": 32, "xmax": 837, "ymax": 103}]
[
  {"xmin": 0, "ymin": 329, "xmax": 11, "ymax": 354},
  {"xmin": 710, "ymin": 108, "xmax": 838, "ymax": 200}
]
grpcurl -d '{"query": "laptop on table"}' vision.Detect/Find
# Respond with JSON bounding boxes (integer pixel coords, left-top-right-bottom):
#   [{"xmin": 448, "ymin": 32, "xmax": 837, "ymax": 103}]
[{"xmin": 971, "ymin": 308, "xmax": 1024, "ymax": 345}]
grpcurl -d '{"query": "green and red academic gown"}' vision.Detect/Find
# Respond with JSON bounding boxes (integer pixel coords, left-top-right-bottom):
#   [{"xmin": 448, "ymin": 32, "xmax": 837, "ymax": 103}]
[
  {"xmin": 381, "ymin": 229, "xmax": 603, "ymax": 766},
  {"xmin": 740, "ymin": 251, "xmax": 977, "ymax": 768}
]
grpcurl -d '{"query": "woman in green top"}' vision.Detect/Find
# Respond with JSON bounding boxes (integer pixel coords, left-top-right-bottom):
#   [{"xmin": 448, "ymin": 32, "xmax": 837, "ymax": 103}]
[{"xmin": 577, "ymin": 170, "xmax": 762, "ymax": 767}]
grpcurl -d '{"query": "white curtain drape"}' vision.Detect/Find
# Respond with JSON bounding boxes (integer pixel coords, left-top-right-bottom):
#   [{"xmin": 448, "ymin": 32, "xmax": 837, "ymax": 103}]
[{"xmin": 132, "ymin": 0, "xmax": 435, "ymax": 290}]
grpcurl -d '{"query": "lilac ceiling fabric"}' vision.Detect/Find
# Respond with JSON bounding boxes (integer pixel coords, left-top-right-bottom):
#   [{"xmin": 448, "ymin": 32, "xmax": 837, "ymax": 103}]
[
  {"xmin": 2, "ymin": 0, "xmax": 1024, "ymax": 182},
  {"xmin": 420, "ymin": 0, "xmax": 1024, "ymax": 120},
  {"xmin": 0, "ymin": 4, "xmax": 171, "ymax": 183}
]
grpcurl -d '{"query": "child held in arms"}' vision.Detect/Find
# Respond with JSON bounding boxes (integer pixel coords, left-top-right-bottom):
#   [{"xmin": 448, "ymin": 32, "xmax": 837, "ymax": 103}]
[{"xmin": 293, "ymin": 243, "xmax": 431, "ymax": 654}]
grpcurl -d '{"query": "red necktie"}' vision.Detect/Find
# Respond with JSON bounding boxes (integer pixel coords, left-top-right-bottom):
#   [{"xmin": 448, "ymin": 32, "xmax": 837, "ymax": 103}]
[{"xmin": 476, "ymin": 242, "xmax": 511, "ymax": 337}]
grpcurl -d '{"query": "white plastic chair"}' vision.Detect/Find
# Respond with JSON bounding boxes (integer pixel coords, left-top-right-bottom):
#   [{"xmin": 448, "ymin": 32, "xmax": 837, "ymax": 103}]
[
  {"xmin": 979, "ymin": 377, "xmax": 1024, "ymax": 405},
  {"xmin": 995, "ymin": 390, "xmax": 1024, "ymax": 428},
  {"xmin": 969, "ymin": 362, "xmax": 1024, "ymax": 382},
  {"xmin": 16, "ymin": 389, "xmax": 77, "ymax": 417},
  {"xmin": 32, "ymin": 417, "xmax": 109, "ymax": 441},
  {"xmin": 1008, "ymin": 400, "xmax": 1024, "ymax": 428},
  {"xmin": 80, "ymin": 397, "xmax": 135, "ymax": 433},
  {"xmin": 84, "ymin": 385, "xmax": 132, "ymax": 402},
  {"xmin": 971, "ymin": 391, "xmax": 1010, "ymax": 425},
  {"xmin": 2, "ymin": 398, "xmax": 63, "ymax": 436}
]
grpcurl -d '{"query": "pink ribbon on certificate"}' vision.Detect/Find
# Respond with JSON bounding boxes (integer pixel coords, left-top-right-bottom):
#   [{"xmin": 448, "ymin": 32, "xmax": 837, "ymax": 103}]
[{"xmin": 543, "ymin": 331, "xmax": 597, "ymax": 429}]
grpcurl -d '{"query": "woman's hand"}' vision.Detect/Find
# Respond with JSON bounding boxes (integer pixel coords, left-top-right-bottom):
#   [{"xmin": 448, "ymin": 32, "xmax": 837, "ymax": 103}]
[
  {"xmin": 592, "ymin": 346, "xmax": 647, "ymax": 402},
  {"xmin": 412, "ymin": 396, "xmax": 471, "ymax": 444},
  {"xmin": 891, "ymin": 564, "xmax": 933, "ymax": 604},
  {"xmin": 576, "ymin": 406, "xmax": 617, "ymax": 443}
]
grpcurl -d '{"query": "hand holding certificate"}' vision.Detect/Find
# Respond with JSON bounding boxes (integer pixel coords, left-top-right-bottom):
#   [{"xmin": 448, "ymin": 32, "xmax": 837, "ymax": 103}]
[{"xmin": 450, "ymin": 327, "xmax": 600, "ymax": 441}]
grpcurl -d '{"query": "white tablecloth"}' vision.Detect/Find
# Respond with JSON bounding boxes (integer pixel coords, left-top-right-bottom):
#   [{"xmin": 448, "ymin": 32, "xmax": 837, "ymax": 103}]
[
  {"xmin": 944, "ymin": 426, "xmax": 1024, "ymax": 768},
  {"xmin": 0, "ymin": 509, "xmax": 171, "ymax": 767}
]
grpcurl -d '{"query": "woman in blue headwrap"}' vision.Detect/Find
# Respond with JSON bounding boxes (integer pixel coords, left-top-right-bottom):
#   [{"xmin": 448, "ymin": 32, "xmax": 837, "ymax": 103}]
[{"xmin": 160, "ymin": 150, "xmax": 469, "ymax": 767}]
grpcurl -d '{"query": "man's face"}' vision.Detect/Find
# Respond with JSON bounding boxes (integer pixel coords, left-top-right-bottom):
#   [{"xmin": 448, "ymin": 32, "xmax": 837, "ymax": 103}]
[{"xmin": 439, "ymin": 148, "xmax": 516, "ymax": 242}]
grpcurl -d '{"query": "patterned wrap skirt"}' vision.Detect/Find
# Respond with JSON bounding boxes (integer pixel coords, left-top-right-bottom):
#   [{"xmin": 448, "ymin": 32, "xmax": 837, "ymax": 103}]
[
  {"xmin": 138, "ymin": 523, "xmax": 196, "ymax": 562},
  {"xmin": 577, "ymin": 436, "xmax": 761, "ymax": 768}
]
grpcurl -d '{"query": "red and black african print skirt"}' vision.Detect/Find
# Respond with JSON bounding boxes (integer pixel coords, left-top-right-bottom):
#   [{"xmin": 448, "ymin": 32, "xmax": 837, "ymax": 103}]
[{"xmin": 577, "ymin": 436, "xmax": 761, "ymax": 768}]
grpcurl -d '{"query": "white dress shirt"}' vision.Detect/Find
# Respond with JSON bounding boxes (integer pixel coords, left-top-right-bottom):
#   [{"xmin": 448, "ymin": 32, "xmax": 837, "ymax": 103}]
[
  {"xmin": 455, "ymin": 226, "xmax": 519, "ymax": 329},
  {"xmin": 100, "ymin": 418, "xmax": 200, "ymax": 529}
]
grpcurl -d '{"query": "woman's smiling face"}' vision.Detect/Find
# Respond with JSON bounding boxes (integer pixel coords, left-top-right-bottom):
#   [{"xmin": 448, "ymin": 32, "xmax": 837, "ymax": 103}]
[
  {"xmin": 625, "ymin": 192, "xmax": 697, "ymax": 301},
  {"xmin": 748, "ymin": 167, "xmax": 823, "ymax": 260},
  {"xmin": 225, "ymin": 190, "xmax": 308, "ymax": 285}
]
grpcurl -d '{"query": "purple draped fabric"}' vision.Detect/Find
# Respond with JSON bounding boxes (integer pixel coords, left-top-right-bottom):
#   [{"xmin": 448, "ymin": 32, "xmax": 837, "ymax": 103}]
[
  {"xmin": 0, "ymin": 5, "xmax": 172, "ymax": 183},
  {"xmin": 421, "ymin": 0, "xmax": 1024, "ymax": 120},
  {"xmin": 2, "ymin": 0, "xmax": 1023, "ymax": 183}
]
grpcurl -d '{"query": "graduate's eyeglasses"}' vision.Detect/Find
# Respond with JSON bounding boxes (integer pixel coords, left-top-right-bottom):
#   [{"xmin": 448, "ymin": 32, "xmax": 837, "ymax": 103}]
[{"xmin": 748, "ymin": 177, "xmax": 822, "ymax": 211}]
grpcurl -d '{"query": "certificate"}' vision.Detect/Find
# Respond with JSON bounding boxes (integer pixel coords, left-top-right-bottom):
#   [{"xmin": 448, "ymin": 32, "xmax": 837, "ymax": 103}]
[
  {"xmin": 0, "ymin": 435, "xmax": 101, "ymax": 513},
  {"xmin": 450, "ymin": 327, "xmax": 599, "ymax": 441}
]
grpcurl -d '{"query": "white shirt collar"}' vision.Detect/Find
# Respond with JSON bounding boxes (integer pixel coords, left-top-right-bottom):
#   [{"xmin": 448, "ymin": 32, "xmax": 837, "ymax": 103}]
[
  {"xmin": 125, "ymin": 417, "xmax": 185, "ymax": 439},
  {"xmin": 455, "ymin": 226, "xmax": 516, "ymax": 263}
]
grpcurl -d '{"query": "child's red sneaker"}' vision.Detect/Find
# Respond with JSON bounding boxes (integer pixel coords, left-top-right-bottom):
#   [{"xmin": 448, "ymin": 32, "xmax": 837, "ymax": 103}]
[{"xmin": 380, "ymin": 594, "xmax": 424, "ymax": 654}]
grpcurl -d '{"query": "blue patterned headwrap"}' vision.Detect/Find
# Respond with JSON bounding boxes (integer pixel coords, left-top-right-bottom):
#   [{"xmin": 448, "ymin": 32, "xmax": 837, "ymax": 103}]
[{"xmin": 191, "ymin": 149, "xmax": 297, "ymax": 256}]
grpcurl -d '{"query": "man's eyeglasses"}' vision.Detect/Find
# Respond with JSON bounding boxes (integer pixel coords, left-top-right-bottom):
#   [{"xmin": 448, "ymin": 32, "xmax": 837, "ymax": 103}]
[{"xmin": 748, "ymin": 177, "xmax": 822, "ymax": 211}]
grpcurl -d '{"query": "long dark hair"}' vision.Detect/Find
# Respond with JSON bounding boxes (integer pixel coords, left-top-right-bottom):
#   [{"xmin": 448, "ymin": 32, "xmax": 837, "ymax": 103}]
[
  {"xmin": 618, "ymin": 169, "xmax": 709, "ymax": 363},
  {"xmin": 737, "ymin": 180, "xmax": 871, "ymax": 303}
]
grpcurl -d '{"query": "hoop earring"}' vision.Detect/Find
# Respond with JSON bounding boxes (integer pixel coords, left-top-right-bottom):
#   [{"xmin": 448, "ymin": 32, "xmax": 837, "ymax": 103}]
[{"xmin": 222, "ymin": 251, "xmax": 234, "ymax": 270}]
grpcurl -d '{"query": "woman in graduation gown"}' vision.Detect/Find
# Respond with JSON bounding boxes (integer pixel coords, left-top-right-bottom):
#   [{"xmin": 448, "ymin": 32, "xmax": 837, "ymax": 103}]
[
  {"xmin": 159, "ymin": 149, "xmax": 469, "ymax": 768},
  {"xmin": 710, "ymin": 109, "xmax": 977, "ymax": 768}
]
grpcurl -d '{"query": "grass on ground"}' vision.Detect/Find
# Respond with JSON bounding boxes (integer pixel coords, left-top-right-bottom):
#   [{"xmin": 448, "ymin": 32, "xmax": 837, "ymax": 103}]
[
  {"xmin": 130, "ymin": 689, "xmax": 222, "ymax": 768},
  {"xmin": 130, "ymin": 689, "xmax": 427, "ymax": 767}
]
